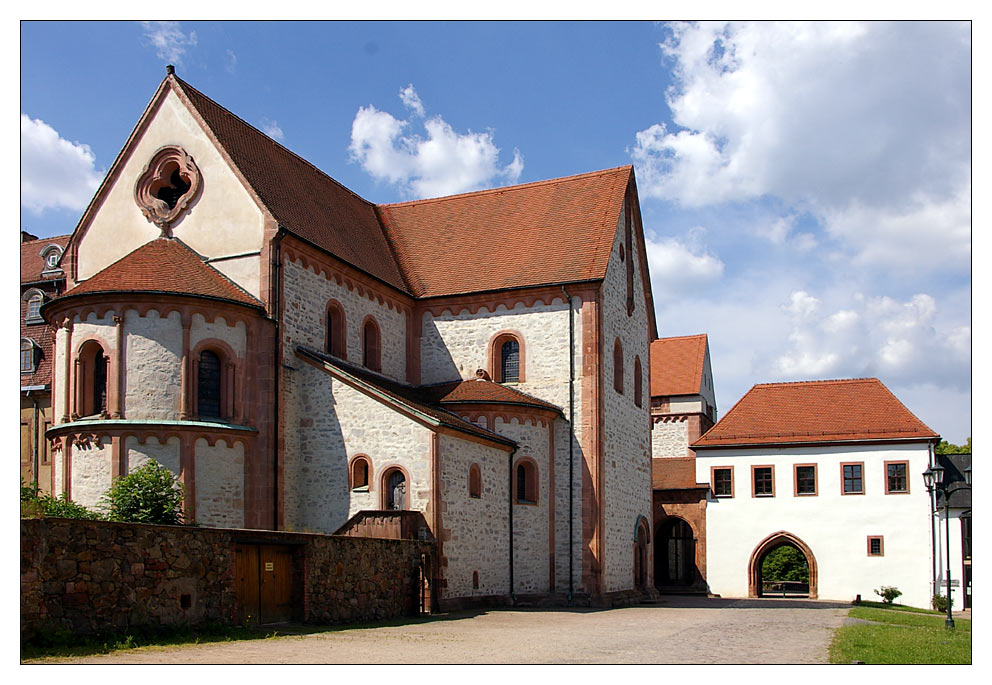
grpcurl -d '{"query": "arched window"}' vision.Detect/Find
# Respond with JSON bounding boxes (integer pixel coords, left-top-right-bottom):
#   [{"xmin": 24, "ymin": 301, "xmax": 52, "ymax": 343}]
[
  {"xmin": 325, "ymin": 300, "xmax": 346, "ymax": 359},
  {"xmin": 351, "ymin": 455, "xmax": 371, "ymax": 491},
  {"xmin": 362, "ymin": 317, "xmax": 381, "ymax": 372},
  {"xmin": 23, "ymin": 289, "xmax": 44, "ymax": 323},
  {"xmin": 197, "ymin": 350, "xmax": 222, "ymax": 418},
  {"xmin": 77, "ymin": 340, "xmax": 108, "ymax": 417},
  {"xmin": 20, "ymin": 339, "xmax": 38, "ymax": 373},
  {"xmin": 613, "ymin": 338, "xmax": 624, "ymax": 394},
  {"xmin": 469, "ymin": 464, "xmax": 482, "ymax": 498},
  {"xmin": 514, "ymin": 458, "xmax": 538, "ymax": 504},
  {"xmin": 489, "ymin": 332, "xmax": 525, "ymax": 383},
  {"xmin": 383, "ymin": 468, "xmax": 407, "ymax": 510},
  {"xmin": 634, "ymin": 356, "xmax": 642, "ymax": 407}
]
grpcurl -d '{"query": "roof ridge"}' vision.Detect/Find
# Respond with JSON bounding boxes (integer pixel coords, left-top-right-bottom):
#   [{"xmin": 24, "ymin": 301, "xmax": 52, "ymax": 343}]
[
  {"xmin": 168, "ymin": 236, "xmax": 263, "ymax": 304},
  {"xmin": 377, "ymin": 165, "xmax": 633, "ymax": 209},
  {"xmin": 173, "ymin": 76, "xmax": 378, "ymax": 213},
  {"xmin": 653, "ymin": 333, "xmax": 708, "ymax": 342},
  {"xmin": 752, "ymin": 377, "xmax": 880, "ymax": 387}
]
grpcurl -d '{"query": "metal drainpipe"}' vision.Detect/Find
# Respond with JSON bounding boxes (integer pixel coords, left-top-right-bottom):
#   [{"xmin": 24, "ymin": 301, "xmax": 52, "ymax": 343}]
[
  {"xmin": 508, "ymin": 446, "xmax": 517, "ymax": 605},
  {"xmin": 561, "ymin": 285, "xmax": 574, "ymax": 605},
  {"xmin": 928, "ymin": 442, "xmax": 938, "ymax": 602},
  {"xmin": 271, "ymin": 229, "xmax": 286, "ymax": 530},
  {"xmin": 27, "ymin": 390, "xmax": 40, "ymax": 488}
]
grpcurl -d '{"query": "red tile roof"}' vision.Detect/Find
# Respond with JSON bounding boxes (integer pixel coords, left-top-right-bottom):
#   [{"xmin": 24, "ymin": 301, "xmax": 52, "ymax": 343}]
[
  {"xmin": 650, "ymin": 334, "xmax": 708, "ymax": 397},
  {"xmin": 21, "ymin": 235, "xmax": 71, "ymax": 388},
  {"xmin": 692, "ymin": 378, "xmax": 939, "ymax": 448},
  {"xmin": 60, "ymin": 238, "xmax": 262, "ymax": 307},
  {"xmin": 173, "ymin": 76, "xmax": 630, "ymax": 299},
  {"xmin": 21, "ymin": 234, "xmax": 71, "ymax": 285},
  {"xmin": 174, "ymin": 77, "xmax": 410, "ymax": 293},
  {"xmin": 422, "ymin": 379, "xmax": 562, "ymax": 413},
  {"xmin": 377, "ymin": 167, "xmax": 632, "ymax": 298}
]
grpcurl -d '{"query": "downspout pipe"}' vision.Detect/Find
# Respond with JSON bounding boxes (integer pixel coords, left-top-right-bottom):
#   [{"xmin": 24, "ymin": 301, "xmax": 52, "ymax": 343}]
[
  {"xmin": 27, "ymin": 390, "xmax": 40, "ymax": 488},
  {"xmin": 561, "ymin": 285, "xmax": 574, "ymax": 605},
  {"xmin": 928, "ymin": 442, "xmax": 938, "ymax": 602},
  {"xmin": 271, "ymin": 229, "xmax": 286, "ymax": 530},
  {"xmin": 508, "ymin": 446, "xmax": 518, "ymax": 605}
]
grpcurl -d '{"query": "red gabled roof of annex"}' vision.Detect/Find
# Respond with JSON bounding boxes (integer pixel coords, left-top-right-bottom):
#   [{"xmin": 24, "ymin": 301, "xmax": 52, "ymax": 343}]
[
  {"xmin": 692, "ymin": 378, "xmax": 939, "ymax": 448},
  {"xmin": 58, "ymin": 237, "xmax": 262, "ymax": 307},
  {"xmin": 650, "ymin": 334, "xmax": 708, "ymax": 397}
]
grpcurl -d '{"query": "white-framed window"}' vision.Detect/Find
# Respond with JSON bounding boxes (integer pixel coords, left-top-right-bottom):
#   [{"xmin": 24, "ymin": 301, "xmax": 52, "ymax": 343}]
[{"xmin": 20, "ymin": 338, "xmax": 38, "ymax": 373}]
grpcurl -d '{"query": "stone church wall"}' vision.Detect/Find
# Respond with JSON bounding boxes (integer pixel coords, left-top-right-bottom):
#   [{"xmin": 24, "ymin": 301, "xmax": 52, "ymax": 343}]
[
  {"xmin": 437, "ymin": 433, "xmax": 511, "ymax": 600},
  {"xmin": 69, "ymin": 438, "xmax": 113, "ymax": 509},
  {"xmin": 600, "ymin": 205, "xmax": 652, "ymax": 593},
  {"xmin": 124, "ymin": 309, "xmax": 183, "ymax": 420},
  {"xmin": 282, "ymin": 258, "xmax": 407, "ymax": 382},
  {"xmin": 126, "ymin": 435, "xmax": 181, "ymax": 476},
  {"xmin": 651, "ymin": 418, "xmax": 689, "ymax": 458},
  {"xmin": 190, "ymin": 312, "xmax": 247, "ymax": 358},
  {"xmin": 193, "ymin": 439, "xmax": 246, "ymax": 529}
]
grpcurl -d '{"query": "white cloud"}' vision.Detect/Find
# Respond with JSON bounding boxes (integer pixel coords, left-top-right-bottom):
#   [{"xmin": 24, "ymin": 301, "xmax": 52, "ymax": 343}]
[
  {"xmin": 349, "ymin": 85, "xmax": 523, "ymax": 198},
  {"xmin": 225, "ymin": 49, "xmax": 238, "ymax": 74},
  {"xmin": 20, "ymin": 114, "xmax": 103, "ymax": 214},
  {"xmin": 632, "ymin": 21, "xmax": 971, "ymax": 271},
  {"xmin": 140, "ymin": 21, "xmax": 197, "ymax": 65},
  {"xmin": 645, "ymin": 235, "xmax": 724, "ymax": 303},
  {"xmin": 260, "ymin": 118, "xmax": 285, "ymax": 141},
  {"xmin": 782, "ymin": 290, "xmax": 820, "ymax": 318}
]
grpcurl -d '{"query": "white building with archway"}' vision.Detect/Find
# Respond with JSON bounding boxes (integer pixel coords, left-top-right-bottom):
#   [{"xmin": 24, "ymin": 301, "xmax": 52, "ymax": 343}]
[{"xmin": 692, "ymin": 378, "xmax": 938, "ymax": 609}]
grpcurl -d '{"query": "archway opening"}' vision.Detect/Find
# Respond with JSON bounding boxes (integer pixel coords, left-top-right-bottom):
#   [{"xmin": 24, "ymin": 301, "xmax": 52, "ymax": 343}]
[
  {"xmin": 748, "ymin": 531, "xmax": 818, "ymax": 599},
  {"xmin": 655, "ymin": 517, "xmax": 696, "ymax": 587}
]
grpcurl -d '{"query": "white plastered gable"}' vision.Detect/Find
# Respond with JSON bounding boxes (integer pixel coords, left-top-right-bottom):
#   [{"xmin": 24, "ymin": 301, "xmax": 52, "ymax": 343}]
[{"xmin": 75, "ymin": 87, "xmax": 266, "ymax": 297}]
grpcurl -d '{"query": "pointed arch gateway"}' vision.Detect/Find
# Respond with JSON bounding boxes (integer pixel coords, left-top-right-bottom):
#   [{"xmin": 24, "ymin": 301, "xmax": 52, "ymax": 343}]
[{"xmin": 748, "ymin": 531, "xmax": 818, "ymax": 599}]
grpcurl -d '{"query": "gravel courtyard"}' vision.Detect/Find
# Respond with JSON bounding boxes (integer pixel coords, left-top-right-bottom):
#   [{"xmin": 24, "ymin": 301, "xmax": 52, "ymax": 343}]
[{"xmin": 31, "ymin": 595, "xmax": 851, "ymax": 665}]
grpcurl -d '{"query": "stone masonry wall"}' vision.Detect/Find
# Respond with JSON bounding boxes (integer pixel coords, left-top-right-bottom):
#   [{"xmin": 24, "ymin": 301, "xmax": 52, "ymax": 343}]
[
  {"xmin": 21, "ymin": 518, "xmax": 432, "ymax": 641},
  {"xmin": 193, "ymin": 439, "xmax": 245, "ymax": 529},
  {"xmin": 124, "ymin": 309, "xmax": 183, "ymax": 420},
  {"xmin": 600, "ymin": 205, "xmax": 653, "ymax": 593},
  {"xmin": 70, "ymin": 438, "xmax": 113, "ymax": 509},
  {"xmin": 437, "ymin": 433, "xmax": 511, "ymax": 600},
  {"xmin": 126, "ymin": 436, "xmax": 182, "ymax": 476},
  {"xmin": 651, "ymin": 418, "xmax": 689, "ymax": 459}
]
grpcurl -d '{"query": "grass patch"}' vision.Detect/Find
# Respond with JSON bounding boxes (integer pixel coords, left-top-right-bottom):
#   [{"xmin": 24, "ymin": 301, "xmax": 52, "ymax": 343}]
[
  {"xmin": 855, "ymin": 600, "xmax": 947, "ymax": 615},
  {"xmin": 831, "ymin": 606, "xmax": 971, "ymax": 664}
]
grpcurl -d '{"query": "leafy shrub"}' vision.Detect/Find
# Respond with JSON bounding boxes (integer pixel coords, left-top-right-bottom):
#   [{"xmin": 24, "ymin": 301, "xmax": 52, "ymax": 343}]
[
  {"xmin": 100, "ymin": 462, "xmax": 185, "ymax": 525},
  {"xmin": 20, "ymin": 479, "xmax": 101, "ymax": 520},
  {"xmin": 874, "ymin": 585, "xmax": 903, "ymax": 604},
  {"xmin": 932, "ymin": 592, "xmax": 954, "ymax": 612},
  {"xmin": 761, "ymin": 545, "xmax": 810, "ymax": 582}
]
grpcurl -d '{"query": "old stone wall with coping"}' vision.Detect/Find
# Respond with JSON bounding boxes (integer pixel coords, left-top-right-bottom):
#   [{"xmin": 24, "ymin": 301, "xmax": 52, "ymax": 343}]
[
  {"xmin": 651, "ymin": 419, "xmax": 690, "ymax": 458},
  {"xmin": 69, "ymin": 437, "xmax": 113, "ymax": 509},
  {"xmin": 193, "ymin": 439, "xmax": 245, "ymax": 528}
]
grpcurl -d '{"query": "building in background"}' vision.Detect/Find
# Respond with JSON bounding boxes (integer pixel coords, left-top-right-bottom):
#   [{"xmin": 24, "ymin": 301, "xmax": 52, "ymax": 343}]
[
  {"xmin": 20, "ymin": 231, "xmax": 70, "ymax": 493},
  {"xmin": 932, "ymin": 451, "xmax": 971, "ymax": 611}
]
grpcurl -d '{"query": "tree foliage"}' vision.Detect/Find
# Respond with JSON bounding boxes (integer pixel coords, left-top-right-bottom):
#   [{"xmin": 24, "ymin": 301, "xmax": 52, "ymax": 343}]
[
  {"xmin": 20, "ymin": 479, "xmax": 102, "ymax": 520},
  {"xmin": 936, "ymin": 438, "xmax": 971, "ymax": 455},
  {"xmin": 100, "ymin": 462, "xmax": 185, "ymax": 525},
  {"xmin": 875, "ymin": 585, "xmax": 903, "ymax": 604},
  {"xmin": 761, "ymin": 545, "xmax": 810, "ymax": 582}
]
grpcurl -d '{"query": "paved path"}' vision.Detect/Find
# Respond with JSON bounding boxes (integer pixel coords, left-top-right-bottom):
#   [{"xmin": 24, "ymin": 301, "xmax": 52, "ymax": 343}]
[{"xmin": 30, "ymin": 596, "xmax": 851, "ymax": 665}]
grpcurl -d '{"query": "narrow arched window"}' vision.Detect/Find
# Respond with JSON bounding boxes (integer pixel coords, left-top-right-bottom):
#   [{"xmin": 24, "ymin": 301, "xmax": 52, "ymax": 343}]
[
  {"xmin": 514, "ymin": 459, "xmax": 538, "ymax": 504},
  {"xmin": 501, "ymin": 339, "xmax": 520, "ymax": 383},
  {"xmin": 384, "ymin": 468, "xmax": 407, "ymax": 510},
  {"xmin": 613, "ymin": 338, "xmax": 624, "ymax": 394},
  {"xmin": 363, "ymin": 317, "xmax": 381, "ymax": 372},
  {"xmin": 469, "ymin": 464, "xmax": 482, "ymax": 498},
  {"xmin": 634, "ymin": 356, "xmax": 643, "ymax": 407},
  {"xmin": 26, "ymin": 293, "xmax": 43, "ymax": 322},
  {"xmin": 77, "ymin": 340, "xmax": 108, "ymax": 417},
  {"xmin": 351, "ymin": 456, "xmax": 371, "ymax": 491},
  {"xmin": 326, "ymin": 301, "xmax": 346, "ymax": 358},
  {"xmin": 20, "ymin": 339, "xmax": 36, "ymax": 373},
  {"xmin": 197, "ymin": 350, "xmax": 222, "ymax": 418}
]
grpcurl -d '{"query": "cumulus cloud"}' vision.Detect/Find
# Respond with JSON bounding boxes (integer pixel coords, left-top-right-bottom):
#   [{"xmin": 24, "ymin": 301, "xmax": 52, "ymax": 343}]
[
  {"xmin": 770, "ymin": 290, "xmax": 970, "ymax": 390},
  {"xmin": 349, "ymin": 85, "xmax": 523, "ymax": 199},
  {"xmin": 140, "ymin": 21, "xmax": 197, "ymax": 65},
  {"xmin": 225, "ymin": 49, "xmax": 238, "ymax": 74},
  {"xmin": 645, "ymin": 234, "xmax": 724, "ymax": 303},
  {"xmin": 260, "ymin": 118, "xmax": 285, "ymax": 141},
  {"xmin": 632, "ymin": 21, "xmax": 971, "ymax": 271},
  {"xmin": 21, "ymin": 114, "xmax": 104, "ymax": 214}
]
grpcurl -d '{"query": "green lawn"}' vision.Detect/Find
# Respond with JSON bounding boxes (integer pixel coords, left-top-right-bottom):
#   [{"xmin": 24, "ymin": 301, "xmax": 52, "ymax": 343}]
[{"xmin": 830, "ymin": 606, "xmax": 971, "ymax": 664}]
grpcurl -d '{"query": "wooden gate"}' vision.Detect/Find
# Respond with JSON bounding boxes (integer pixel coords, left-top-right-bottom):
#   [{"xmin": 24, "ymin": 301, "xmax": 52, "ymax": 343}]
[{"xmin": 235, "ymin": 544, "xmax": 295, "ymax": 624}]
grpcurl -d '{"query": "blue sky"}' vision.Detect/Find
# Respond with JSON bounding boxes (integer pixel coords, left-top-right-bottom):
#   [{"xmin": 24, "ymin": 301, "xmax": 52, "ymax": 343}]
[{"xmin": 19, "ymin": 20, "xmax": 973, "ymax": 444}]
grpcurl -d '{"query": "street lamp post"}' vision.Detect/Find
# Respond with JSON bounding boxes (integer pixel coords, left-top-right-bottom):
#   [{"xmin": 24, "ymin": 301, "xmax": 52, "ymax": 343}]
[{"xmin": 922, "ymin": 462, "xmax": 972, "ymax": 630}]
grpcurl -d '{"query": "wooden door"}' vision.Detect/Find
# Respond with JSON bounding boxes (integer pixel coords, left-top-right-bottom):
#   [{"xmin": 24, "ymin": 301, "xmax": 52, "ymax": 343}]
[{"xmin": 235, "ymin": 544, "xmax": 295, "ymax": 624}]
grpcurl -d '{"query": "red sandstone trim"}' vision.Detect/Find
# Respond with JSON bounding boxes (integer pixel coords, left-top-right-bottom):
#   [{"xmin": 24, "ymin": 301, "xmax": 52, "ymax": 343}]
[
  {"xmin": 710, "ymin": 464, "xmax": 734, "ymax": 498},
  {"xmin": 748, "ymin": 531, "xmax": 818, "ymax": 599},
  {"xmin": 512, "ymin": 455, "xmax": 540, "ymax": 505},
  {"xmin": 883, "ymin": 459, "xmax": 910, "ymax": 495},
  {"xmin": 360, "ymin": 315, "xmax": 382, "ymax": 372},
  {"xmin": 420, "ymin": 284, "xmax": 581, "ymax": 319},
  {"xmin": 793, "ymin": 463, "xmax": 819, "ymax": 497},
  {"xmin": 324, "ymin": 299, "xmax": 347, "ymax": 359},
  {"xmin": 751, "ymin": 464, "xmax": 775, "ymax": 498},
  {"xmin": 348, "ymin": 454, "xmax": 374, "ymax": 491},
  {"xmin": 548, "ymin": 421, "xmax": 555, "ymax": 592},
  {"xmin": 840, "ymin": 461, "xmax": 865, "ymax": 496},
  {"xmin": 867, "ymin": 535, "xmax": 884, "ymax": 557}
]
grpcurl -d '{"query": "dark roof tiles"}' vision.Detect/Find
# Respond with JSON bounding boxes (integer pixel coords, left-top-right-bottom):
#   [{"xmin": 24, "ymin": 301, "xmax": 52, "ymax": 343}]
[{"xmin": 650, "ymin": 334, "xmax": 708, "ymax": 397}]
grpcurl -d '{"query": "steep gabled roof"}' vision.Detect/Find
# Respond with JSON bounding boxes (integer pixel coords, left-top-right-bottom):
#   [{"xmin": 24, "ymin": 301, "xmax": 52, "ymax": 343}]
[
  {"xmin": 172, "ymin": 77, "xmax": 410, "ymax": 293},
  {"xmin": 692, "ymin": 378, "xmax": 939, "ymax": 448},
  {"xmin": 377, "ymin": 167, "xmax": 632, "ymax": 298},
  {"xmin": 56, "ymin": 237, "xmax": 262, "ymax": 308},
  {"xmin": 650, "ymin": 334, "xmax": 708, "ymax": 397},
  {"xmin": 21, "ymin": 234, "xmax": 71, "ymax": 284}
]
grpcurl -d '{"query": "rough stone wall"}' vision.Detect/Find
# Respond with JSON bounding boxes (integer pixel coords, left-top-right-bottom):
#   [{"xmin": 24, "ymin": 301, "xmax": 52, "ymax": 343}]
[
  {"xmin": 190, "ymin": 313, "xmax": 247, "ymax": 358},
  {"xmin": 651, "ymin": 418, "xmax": 689, "ymax": 458},
  {"xmin": 126, "ymin": 436, "xmax": 181, "ymax": 476},
  {"xmin": 70, "ymin": 438, "xmax": 113, "ymax": 509},
  {"xmin": 20, "ymin": 518, "xmax": 431, "ymax": 641},
  {"xmin": 281, "ymin": 259, "xmax": 406, "ymax": 381},
  {"xmin": 600, "ymin": 206, "xmax": 653, "ymax": 593},
  {"xmin": 281, "ymin": 359, "xmax": 432, "ymax": 534},
  {"xmin": 420, "ymin": 299, "xmax": 586, "ymax": 593},
  {"xmin": 124, "ymin": 309, "xmax": 183, "ymax": 420},
  {"xmin": 437, "ymin": 434, "xmax": 511, "ymax": 600},
  {"xmin": 194, "ymin": 439, "xmax": 245, "ymax": 528}
]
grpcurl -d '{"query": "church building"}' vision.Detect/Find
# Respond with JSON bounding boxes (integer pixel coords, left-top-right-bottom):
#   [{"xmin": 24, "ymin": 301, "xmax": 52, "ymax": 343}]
[{"xmin": 40, "ymin": 68, "xmax": 656, "ymax": 609}]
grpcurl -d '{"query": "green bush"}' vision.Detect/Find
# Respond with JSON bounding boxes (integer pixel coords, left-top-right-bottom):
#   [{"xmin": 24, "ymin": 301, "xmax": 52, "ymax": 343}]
[
  {"xmin": 100, "ymin": 462, "xmax": 185, "ymax": 525},
  {"xmin": 874, "ymin": 585, "xmax": 903, "ymax": 604},
  {"xmin": 20, "ymin": 479, "xmax": 101, "ymax": 520},
  {"xmin": 932, "ymin": 592, "xmax": 954, "ymax": 612}
]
